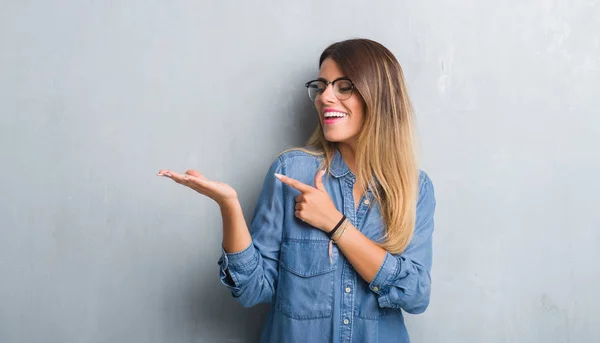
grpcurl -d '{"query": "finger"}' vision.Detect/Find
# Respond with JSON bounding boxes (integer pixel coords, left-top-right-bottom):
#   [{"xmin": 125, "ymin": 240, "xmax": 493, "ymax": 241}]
[
  {"xmin": 295, "ymin": 203, "xmax": 303, "ymax": 210},
  {"xmin": 274, "ymin": 173, "xmax": 314, "ymax": 193},
  {"xmin": 295, "ymin": 194, "xmax": 305, "ymax": 203},
  {"xmin": 157, "ymin": 169, "xmax": 172, "ymax": 177},
  {"xmin": 185, "ymin": 169, "xmax": 206, "ymax": 180},
  {"xmin": 164, "ymin": 171, "xmax": 187, "ymax": 183},
  {"xmin": 181, "ymin": 173, "xmax": 212, "ymax": 189},
  {"xmin": 163, "ymin": 171, "xmax": 197, "ymax": 185},
  {"xmin": 314, "ymin": 169, "xmax": 326, "ymax": 191}
]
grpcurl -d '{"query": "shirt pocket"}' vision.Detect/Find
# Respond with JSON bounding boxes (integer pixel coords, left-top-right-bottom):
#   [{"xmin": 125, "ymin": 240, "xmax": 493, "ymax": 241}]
[{"xmin": 277, "ymin": 239, "xmax": 336, "ymax": 320}]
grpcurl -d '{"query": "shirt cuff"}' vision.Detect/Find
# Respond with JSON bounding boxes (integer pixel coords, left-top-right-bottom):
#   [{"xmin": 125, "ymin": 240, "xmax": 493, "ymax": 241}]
[
  {"xmin": 369, "ymin": 252, "xmax": 398, "ymax": 308},
  {"xmin": 217, "ymin": 243, "xmax": 257, "ymax": 291}
]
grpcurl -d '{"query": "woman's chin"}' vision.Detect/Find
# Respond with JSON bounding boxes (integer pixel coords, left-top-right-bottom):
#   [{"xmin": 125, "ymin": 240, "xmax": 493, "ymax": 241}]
[{"xmin": 324, "ymin": 134, "xmax": 341, "ymax": 143}]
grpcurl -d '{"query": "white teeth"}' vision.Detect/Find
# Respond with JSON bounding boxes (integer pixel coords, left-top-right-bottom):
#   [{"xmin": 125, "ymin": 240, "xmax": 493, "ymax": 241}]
[{"xmin": 324, "ymin": 111, "xmax": 347, "ymax": 118}]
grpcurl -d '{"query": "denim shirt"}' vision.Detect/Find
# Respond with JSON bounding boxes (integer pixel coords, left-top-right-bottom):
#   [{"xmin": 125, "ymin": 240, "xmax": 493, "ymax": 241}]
[{"xmin": 218, "ymin": 148, "xmax": 436, "ymax": 343}]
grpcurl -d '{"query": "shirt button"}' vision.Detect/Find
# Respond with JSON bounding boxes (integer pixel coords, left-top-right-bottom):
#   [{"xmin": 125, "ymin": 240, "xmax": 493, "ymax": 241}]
[
  {"xmin": 373, "ymin": 286, "xmax": 379, "ymax": 292},
  {"xmin": 343, "ymin": 319, "xmax": 350, "ymax": 325},
  {"xmin": 363, "ymin": 199, "xmax": 370, "ymax": 205},
  {"xmin": 345, "ymin": 287, "xmax": 351, "ymax": 293}
]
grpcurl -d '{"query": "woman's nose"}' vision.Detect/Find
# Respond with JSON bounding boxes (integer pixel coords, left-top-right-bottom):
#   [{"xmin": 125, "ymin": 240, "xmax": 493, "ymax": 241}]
[{"xmin": 320, "ymin": 83, "xmax": 337, "ymax": 103}]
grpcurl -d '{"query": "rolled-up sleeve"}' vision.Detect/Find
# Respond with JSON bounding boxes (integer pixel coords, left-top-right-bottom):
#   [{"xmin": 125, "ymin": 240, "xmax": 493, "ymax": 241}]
[
  {"xmin": 369, "ymin": 172, "xmax": 436, "ymax": 314},
  {"xmin": 217, "ymin": 157, "xmax": 286, "ymax": 308}
]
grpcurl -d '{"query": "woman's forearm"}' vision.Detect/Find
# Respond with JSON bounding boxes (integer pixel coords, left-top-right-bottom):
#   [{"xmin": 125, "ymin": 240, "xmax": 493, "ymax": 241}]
[
  {"xmin": 219, "ymin": 198, "xmax": 253, "ymax": 253},
  {"xmin": 336, "ymin": 222, "xmax": 387, "ymax": 283}
]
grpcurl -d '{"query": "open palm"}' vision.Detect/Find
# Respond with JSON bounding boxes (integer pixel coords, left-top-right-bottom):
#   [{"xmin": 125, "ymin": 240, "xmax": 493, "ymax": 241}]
[{"xmin": 157, "ymin": 169, "xmax": 238, "ymax": 205}]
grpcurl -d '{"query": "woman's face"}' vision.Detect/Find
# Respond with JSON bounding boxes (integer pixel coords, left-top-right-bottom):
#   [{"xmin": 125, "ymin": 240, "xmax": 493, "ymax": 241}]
[{"xmin": 315, "ymin": 58, "xmax": 365, "ymax": 146}]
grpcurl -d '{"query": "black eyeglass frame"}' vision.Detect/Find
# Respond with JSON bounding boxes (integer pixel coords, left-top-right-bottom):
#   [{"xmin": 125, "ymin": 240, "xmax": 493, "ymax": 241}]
[{"xmin": 304, "ymin": 77, "xmax": 355, "ymax": 101}]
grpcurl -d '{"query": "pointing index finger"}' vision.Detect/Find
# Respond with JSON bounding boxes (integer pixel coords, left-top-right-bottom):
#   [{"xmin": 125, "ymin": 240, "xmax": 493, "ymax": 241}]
[{"xmin": 274, "ymin": 173, "xmax": 314, "ymax": 193}]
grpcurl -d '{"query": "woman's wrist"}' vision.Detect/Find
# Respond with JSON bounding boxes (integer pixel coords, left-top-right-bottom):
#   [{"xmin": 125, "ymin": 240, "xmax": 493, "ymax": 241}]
[
  {"xmin": 331, "ymin": 219, "xmax": 350, "ymax": 242},
  {"xmin": 218, "ymin": 196, "xmax": 241, "ymax": 210},
  {"xmin": 324, "ymin": 211, "xmax": 345, "ymax": 233}
]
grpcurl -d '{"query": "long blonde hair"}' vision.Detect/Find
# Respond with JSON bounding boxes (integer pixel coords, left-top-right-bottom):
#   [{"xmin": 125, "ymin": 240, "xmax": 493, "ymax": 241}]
[{"xmin": 282, "ymin": 39, "xmax": 419, "ymax": 254}]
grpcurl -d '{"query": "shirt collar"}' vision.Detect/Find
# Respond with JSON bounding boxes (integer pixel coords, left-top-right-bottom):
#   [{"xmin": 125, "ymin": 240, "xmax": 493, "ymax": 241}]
[
  {"xmin": 328, "ymin": 148, "xmax": 352, "ymax": 178},
  {"xmin": 328, "ymin": 148, "xmax": 381, "ymax": 193}
]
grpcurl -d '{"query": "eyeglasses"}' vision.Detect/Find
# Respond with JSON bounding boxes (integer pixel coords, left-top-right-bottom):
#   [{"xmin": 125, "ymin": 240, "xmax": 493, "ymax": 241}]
[{"xmin": 304, "ymin": 77, "xmax": 355, "ymax": 101}]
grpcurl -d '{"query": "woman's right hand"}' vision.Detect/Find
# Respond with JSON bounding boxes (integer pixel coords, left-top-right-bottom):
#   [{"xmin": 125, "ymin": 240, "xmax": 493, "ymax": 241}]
[{"xmin": 157, "ymin": 169, "xmax": 238, "ymax": 207}]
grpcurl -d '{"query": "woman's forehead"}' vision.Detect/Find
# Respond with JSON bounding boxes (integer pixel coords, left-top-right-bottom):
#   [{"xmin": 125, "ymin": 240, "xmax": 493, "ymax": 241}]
[{"xmin": 318, "ymin": 58, "xmax": 346, "ymax": 80}]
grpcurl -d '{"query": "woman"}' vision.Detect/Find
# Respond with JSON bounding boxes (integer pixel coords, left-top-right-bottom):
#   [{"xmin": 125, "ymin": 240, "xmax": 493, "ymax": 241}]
[{"xmin": 158, "ymin": 38, "xmax": 436, "ymax": 343}]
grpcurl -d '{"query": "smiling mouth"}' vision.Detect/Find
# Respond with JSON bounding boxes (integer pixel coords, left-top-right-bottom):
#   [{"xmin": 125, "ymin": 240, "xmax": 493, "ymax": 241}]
[{"xmin": 323, "ymin": 111, "xmax": 347, "ymax": 124}]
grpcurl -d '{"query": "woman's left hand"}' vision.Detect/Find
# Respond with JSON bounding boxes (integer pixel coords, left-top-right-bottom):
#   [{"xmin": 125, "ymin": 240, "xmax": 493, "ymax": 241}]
[{"xmin": 274, "ymin": 170, "xmax": 343, "ymax": 233}]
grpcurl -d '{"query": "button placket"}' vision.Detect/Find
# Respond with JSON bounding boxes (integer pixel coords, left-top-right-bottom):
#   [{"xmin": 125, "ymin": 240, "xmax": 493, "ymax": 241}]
[{"xmin": 339, "ymin": 174, "xmax": 356, "ymax": 342}]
